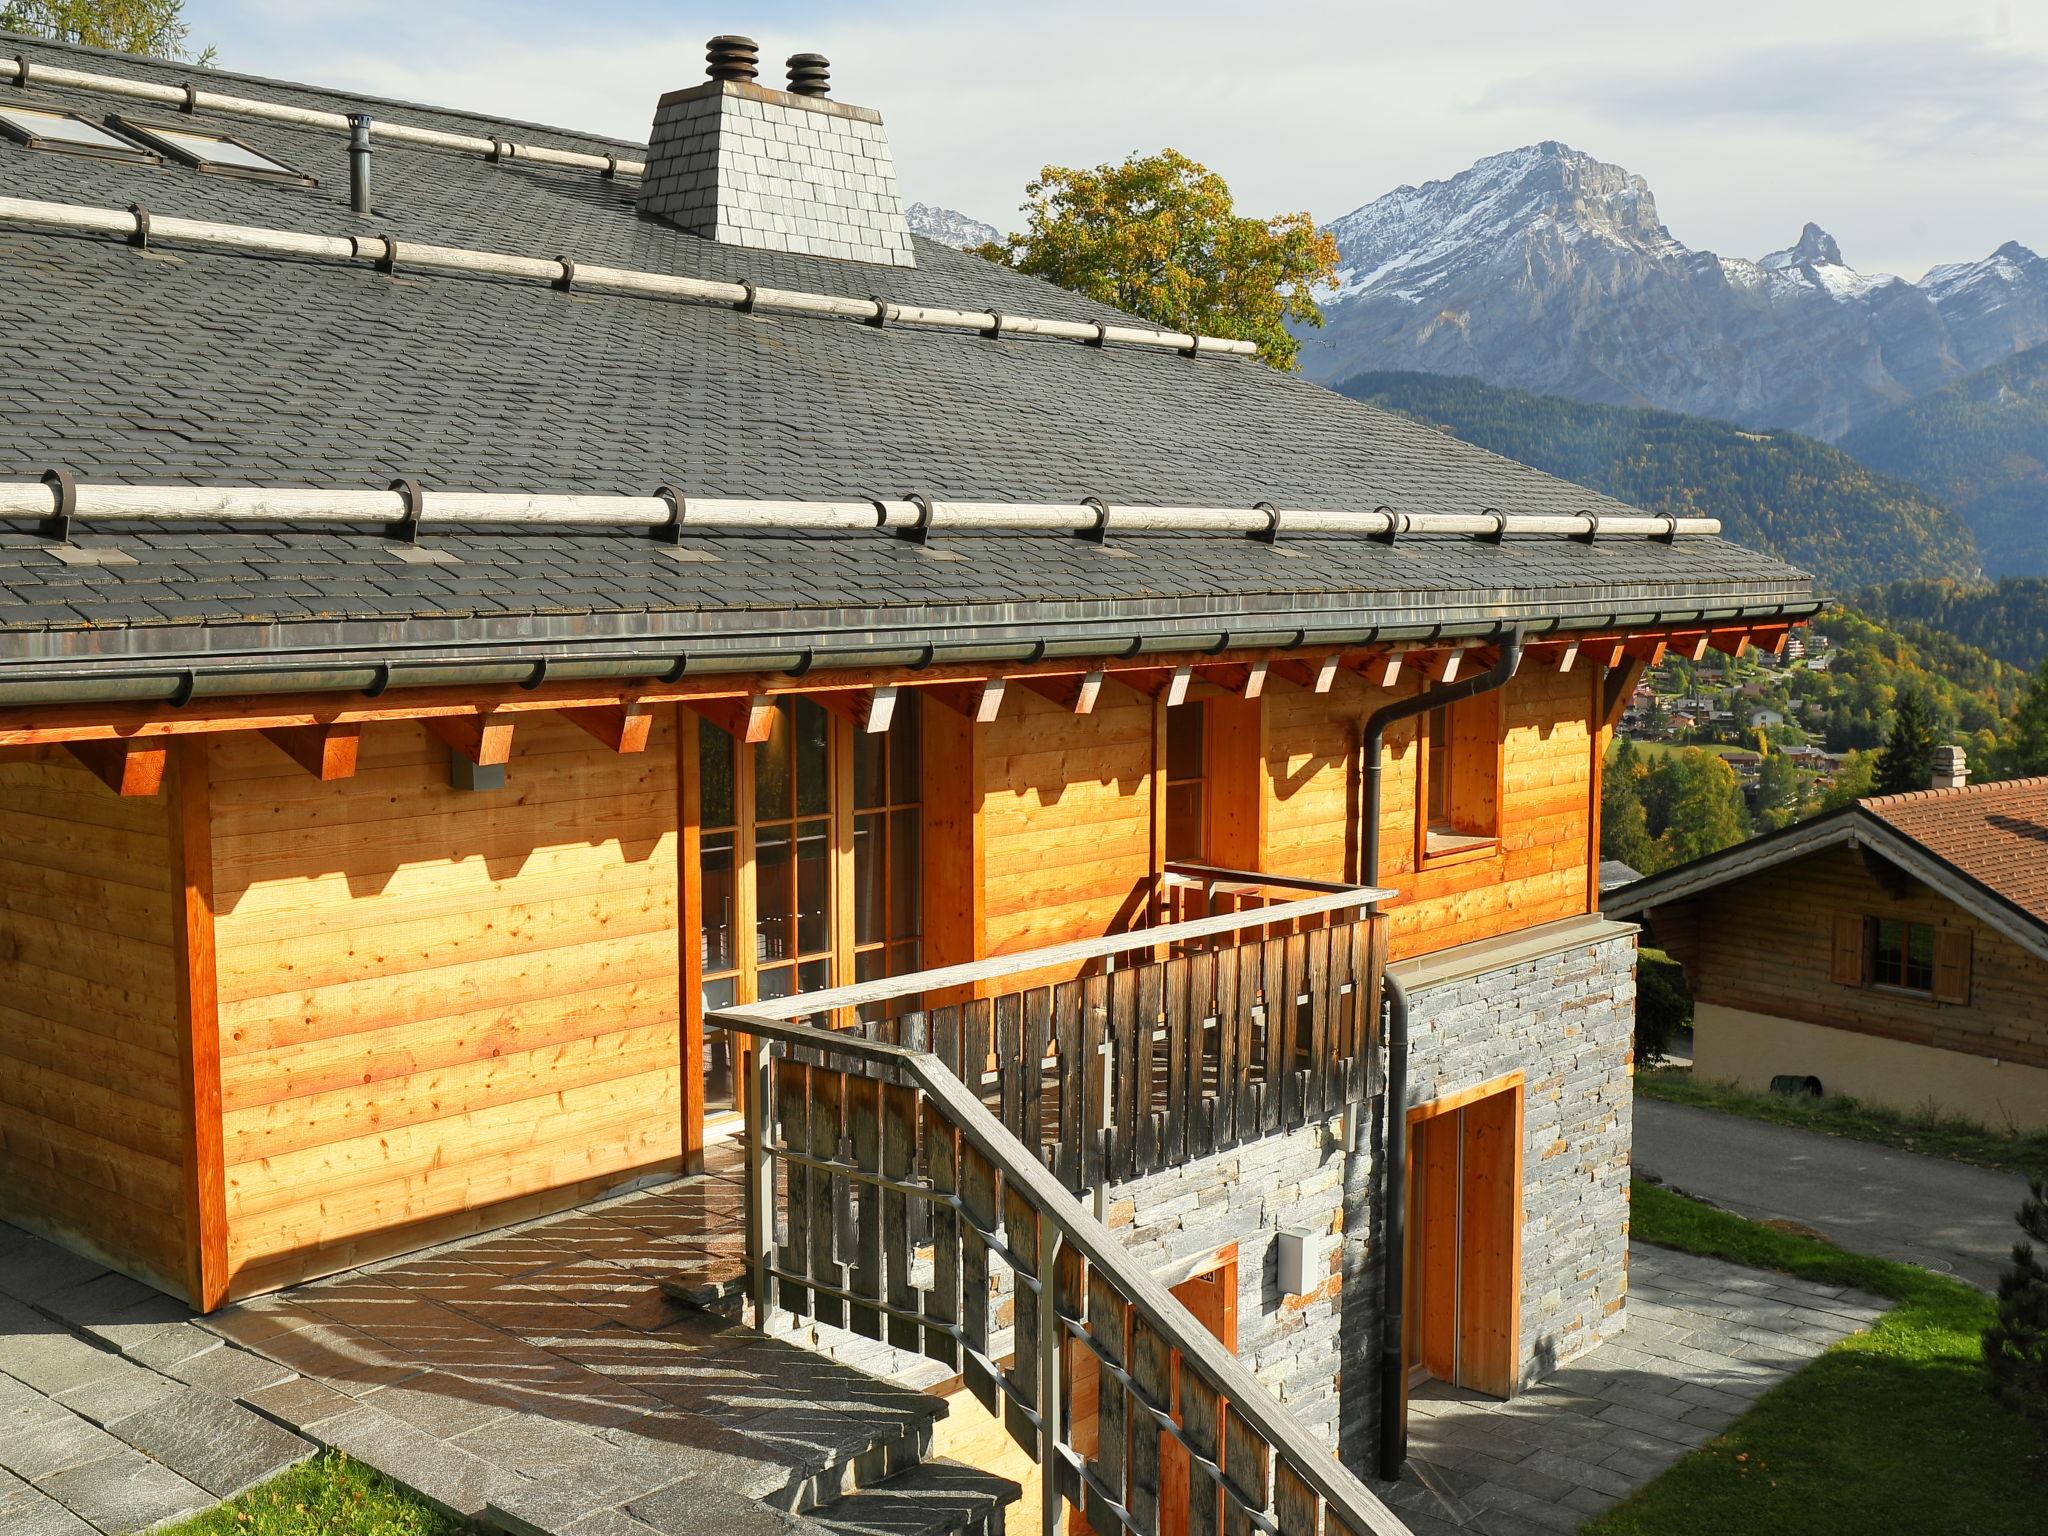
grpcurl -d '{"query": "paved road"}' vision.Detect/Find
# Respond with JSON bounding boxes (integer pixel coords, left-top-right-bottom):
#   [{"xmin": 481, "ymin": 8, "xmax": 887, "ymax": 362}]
[{"xmin": 1633, "ymin": 1098, "xmax": 2033, "ymax": 1291}]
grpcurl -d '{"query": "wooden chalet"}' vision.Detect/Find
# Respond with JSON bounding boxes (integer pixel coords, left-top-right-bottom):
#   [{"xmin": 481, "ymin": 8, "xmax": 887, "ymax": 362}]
[{"xmin": 0, "ymin": 30, "xmax": 1817, "ymax": 1536}]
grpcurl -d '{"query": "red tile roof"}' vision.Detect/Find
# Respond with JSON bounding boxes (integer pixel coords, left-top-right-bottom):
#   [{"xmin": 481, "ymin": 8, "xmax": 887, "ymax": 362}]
[{"xmin": 1862, "ymin": 776, "xmax": 2048, "ymax": 925}]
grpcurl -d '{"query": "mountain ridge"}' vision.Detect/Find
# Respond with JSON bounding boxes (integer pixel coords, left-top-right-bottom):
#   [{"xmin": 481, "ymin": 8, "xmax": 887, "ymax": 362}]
[{"xmin": 1306, "ymin": 143, "xmax": 2048, "ymax": 442}]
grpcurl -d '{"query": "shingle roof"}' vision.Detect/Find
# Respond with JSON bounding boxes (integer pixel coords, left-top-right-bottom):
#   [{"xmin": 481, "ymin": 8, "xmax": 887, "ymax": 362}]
[
  {"xmin": 0, "ymin": 33, "xmax": 1815, "ymax": 692},
  {"xmin": 1862, "ymin": 777, "xmax": 2048, "ymax": 927}
]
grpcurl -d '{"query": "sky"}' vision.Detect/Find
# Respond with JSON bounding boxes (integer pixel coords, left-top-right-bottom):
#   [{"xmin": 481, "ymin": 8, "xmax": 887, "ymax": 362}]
[{"xmin": 184, "ymin": 0, "xmax": 2048, "ymax": 280}]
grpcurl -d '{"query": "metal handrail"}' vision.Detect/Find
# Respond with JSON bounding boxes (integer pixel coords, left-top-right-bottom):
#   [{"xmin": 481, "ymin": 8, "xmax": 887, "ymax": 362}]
[{"xmin": 711, "ymin": 1004, "xmax": 1412, "ymax": 1536}]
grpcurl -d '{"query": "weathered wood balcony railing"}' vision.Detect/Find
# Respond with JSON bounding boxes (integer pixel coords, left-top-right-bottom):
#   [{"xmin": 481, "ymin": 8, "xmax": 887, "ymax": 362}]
[{"xmin": 710, "ymin": 880, "xmax": 1407, "ymax": 1536}]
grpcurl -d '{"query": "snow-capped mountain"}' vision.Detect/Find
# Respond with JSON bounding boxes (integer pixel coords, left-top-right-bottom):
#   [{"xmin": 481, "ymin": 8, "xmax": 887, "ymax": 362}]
[
  {"xmin": 1305, "ymin": 143, "xmax": 2048, "ymax": 440},
  {"xmin": 906, "ymin": 203, "xmax": 999, "ymax": 250}
]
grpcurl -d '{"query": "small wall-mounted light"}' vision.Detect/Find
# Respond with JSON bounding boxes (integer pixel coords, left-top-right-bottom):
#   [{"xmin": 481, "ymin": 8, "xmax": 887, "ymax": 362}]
[
  {"xmin": 1277, "ymin": 1225, "xmax": 1324, "ymax": 1299},
  {"xmin": 450, "ymin": 751, "xmax": 505, "ymax": 792}
]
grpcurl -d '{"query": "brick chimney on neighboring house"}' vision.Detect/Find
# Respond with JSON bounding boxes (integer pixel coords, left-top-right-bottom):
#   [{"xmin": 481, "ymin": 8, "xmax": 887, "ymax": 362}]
[
  {"xmin": 637, "ymin": 35, "xmax": 916, "ymax": 267},
  {"xmin": 1931, "ymin": 744, "xmax": 1969, "ymax": 790}
]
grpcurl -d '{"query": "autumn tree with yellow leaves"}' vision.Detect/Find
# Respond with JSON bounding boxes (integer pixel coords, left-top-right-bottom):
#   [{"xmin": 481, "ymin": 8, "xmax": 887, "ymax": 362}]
[{"xmin": 974, "ymin": 149, "xmax": 1339, "ymax": 371}]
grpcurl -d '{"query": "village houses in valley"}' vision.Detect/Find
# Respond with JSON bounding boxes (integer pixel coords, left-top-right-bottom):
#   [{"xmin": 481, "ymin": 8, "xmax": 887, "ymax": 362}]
[{"xmin": 0, "ymin": 29, "xmax": 1817, "ymax": 1536}]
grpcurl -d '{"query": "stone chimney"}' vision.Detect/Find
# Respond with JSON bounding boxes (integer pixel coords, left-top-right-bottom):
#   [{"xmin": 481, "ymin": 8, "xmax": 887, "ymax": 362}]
[
  {"xmin": 637, "ymin": 36, "xmax": 916, "ymax": 268},
  {"xmin": 1931, "ymin": 744, "xmax": 1969, "ymax": 790}
]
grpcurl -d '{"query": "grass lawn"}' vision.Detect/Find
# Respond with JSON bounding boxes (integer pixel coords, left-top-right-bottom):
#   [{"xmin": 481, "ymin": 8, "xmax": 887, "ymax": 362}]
[
  {"xmin": 160, "ymin": 1455, "xmax": 463, "ymax": 1536},
  {"xmin": 1637, "ymin": 1067, "xmax": 2048, "ymax": 1179},
  {"xmin": 1583, "ymin": 1181, "xmax": 2043, "ymax": 1536}
]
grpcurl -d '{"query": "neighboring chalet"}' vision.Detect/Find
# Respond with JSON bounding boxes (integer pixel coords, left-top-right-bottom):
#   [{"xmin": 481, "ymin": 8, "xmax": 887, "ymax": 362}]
[
  {"xmin": 0, "ymin": 31, "xmax": 1815, "ymax": 1536},
  {"xmin": 1609, "ymin": 764, "xmax": 2048, "ymax": 1132}
]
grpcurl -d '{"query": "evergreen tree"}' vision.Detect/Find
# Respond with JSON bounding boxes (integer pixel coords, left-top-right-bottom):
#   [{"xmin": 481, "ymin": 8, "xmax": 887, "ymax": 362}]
[
  {"xmin": 1653, "ymin": 750, "xmax": 1750, "ymax": 867},
  {"xmin": 1754, "ymin": 749, "xmax": 1803, "ymax": 830},
  {"xmin": 1874, "ymin": 688, "xmax": 1939, "ymax": 795},
  {"xmin": 1600, "ymin": 743, "xmax": 1656, "ymax": 872},
  {"xmin": 2010, "ymin": 660, "xmax": 2048, "ymax": 778},
  {"xmin": 1983, "ymin": 1177, "xmax": 2048, "ymax": 1451}
]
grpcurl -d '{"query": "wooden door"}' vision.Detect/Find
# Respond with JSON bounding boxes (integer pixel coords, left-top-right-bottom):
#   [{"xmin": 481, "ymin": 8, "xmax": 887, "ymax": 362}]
[
  {"xmin": 1404, "ymin": 1077, "xmax": 1523, "ymax": 1404},
  {"xmin": 1069, "ymin": 1250, "xmax": 1238, "ymax": 1536}
]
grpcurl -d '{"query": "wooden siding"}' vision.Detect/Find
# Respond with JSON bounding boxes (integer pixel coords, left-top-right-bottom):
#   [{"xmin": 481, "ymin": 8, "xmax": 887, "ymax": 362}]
[
  {"xmin": 979, "ymin": 685, "xmax": 1156, "ymax": 962},
  {"xmin": 1264, "ymin": 666, "xmax": 1597, "ymax": 958},
  {"xmin": 0, "ymin": 750, "xmax": 193, "ymax": 1298},
  {"xmin": 209, "ymin": 711, "xmax": 685, "ymax": 1297},
  {"xmin": 1654, "ymin": 843, "xmax": 2048, "ymax": 1070}
]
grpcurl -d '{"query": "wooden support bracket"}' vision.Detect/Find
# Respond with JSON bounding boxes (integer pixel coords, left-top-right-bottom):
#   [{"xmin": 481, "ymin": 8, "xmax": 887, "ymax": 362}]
[
  {"xmin": 1752, "ymin": 624, "xmax": 1791, "ymax": 656},
  {"xmin": 813, "ymin": 685, "xmax": 900, "ymax": 735},
  {"xmin": 1020, "ymin": 670, "xmax": 1104, "ymax": 715},
  {"xmin": 64, "ymin": 738, "xmax": 169, "ymax": 797},
  {"xmin": 683, "ymin": 693, "xmax": 778, "ymax": 744},
  {"xmin": 1553, "ymin": 638, "xmax": 1580, "ymax": 673},
  {"xmin": 422, "ymin": 712, "xmax": 515, "ymax": 766},
  {"xmin": 560, "ymin": 702, "xmax": 653, "ymax": 754},
  {"xmin": 1706, "ymin": 628, "xmax": 1752, "ymax": 659},
  {"xmin": 1201, "ymin": 660, "xmax": 1268, "ymax": 699},
  {"xmin": 259, "ymin": 722, "xmax": 361, "ymax": 780},
  {"xmin": 918, "ymin": 677, "xmax": 1006, "ymax": 723},
  {"xmin": 1272, "ymin": 655, "xmax": 1340, "ymax": 694},
  {"xmin": 1601, "ymin": 658, "xmax": 1648, "ymax": 730},
  {"xmin": 1425, "ymin": 648, "xmax": 1464, "ymax": 684},
  {"xmin": 1623, "ymin": 636, "xmax": 1667, "ymax": 668}
]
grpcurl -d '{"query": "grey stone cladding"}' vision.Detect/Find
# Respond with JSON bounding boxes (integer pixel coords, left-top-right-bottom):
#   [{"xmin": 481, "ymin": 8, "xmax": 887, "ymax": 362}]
[
  {"xmin": 795, "ymin": 925, "xmax": 1635, "ymax": 1484},
  {"xmin": 639, "ymin": 80, "xmax": 916, "ymax": 267}
]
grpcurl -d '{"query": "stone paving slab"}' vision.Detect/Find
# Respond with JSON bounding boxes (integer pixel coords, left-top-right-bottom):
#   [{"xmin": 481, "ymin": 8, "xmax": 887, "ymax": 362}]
[
  {"xmin": 1378, "ymin": 1242, "xmax": 1889, "ymax": 1530},
  {"xmin": 107, "ymin": 1387, "xmax": 312, "ymax": 1499}
]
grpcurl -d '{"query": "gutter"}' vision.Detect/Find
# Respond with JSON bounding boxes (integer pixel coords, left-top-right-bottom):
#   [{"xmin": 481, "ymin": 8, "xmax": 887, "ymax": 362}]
[{"xmin": 1358, "ymin": 626, "xmax": 1527, "ymax": 1479}]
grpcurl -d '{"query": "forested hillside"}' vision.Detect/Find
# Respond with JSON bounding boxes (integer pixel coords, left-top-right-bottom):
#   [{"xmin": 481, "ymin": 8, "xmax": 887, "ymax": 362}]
[
  {"xmin": 1341, "ymin": 370, "xmax": 1982, "ymax": 591},
  {"xmin": 1841, "ymin": 342, "xmax": 2048, "ymax": 578},
  {"xmin": 1858, "ymin": 578, "xmax": 2048, "ymax": 674}
]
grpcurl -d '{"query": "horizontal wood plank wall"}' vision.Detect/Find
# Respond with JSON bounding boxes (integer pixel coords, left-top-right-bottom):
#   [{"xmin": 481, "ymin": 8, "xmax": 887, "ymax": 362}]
[
  {"xmin": 0, "ymin": 751, "xmax": 192, "ymax": 1299},
  {"xmin": 1670, "ymin": 844, "xmax": 2048, "ymax": 1069},
  {"xmin": 978, "ymin": 684, "xmax": 1156, "ymax": 982},
  {"xmin": 1264, "ymin": 667, "xmax": 1596, "ymax": 959},
  {"xmin": 209, "ymin": 712, "xmax": 685, "ymax": 1298}
]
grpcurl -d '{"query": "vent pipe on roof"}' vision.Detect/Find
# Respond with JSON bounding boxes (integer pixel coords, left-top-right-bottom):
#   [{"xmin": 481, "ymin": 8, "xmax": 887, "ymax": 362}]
[
  {"xmin": 346, "ymin": 113, "xmax": 372, "ymax": 214},
  {"xmin": 705, "ymin": 35, "xmax": 760, "ymax": 82},
  {"xmin": 786, "ymin": 53, "xmax": 830, "ymax": 97}
]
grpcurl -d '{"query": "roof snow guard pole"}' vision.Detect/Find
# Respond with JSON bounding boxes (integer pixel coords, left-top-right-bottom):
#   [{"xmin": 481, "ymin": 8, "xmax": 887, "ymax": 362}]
[
  {"xmin": 0, "ymin": 55, "xmax": 646, "ymax": 175},
  {"xmin": 0, "ymin": 478, "xmax": 1724, "ymax": 542},
  {"xmin": 0, "ymin": 196, "xmax": 1260, "ymax": 361}
]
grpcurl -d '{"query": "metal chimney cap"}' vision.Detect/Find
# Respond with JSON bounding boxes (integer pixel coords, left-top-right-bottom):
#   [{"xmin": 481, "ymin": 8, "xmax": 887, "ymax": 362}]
[
  {"xmin": 786, "ymin": 53, "xmax": 830, "ymax": 96},
  {"xmin": 705, "ymin": 35, "xmax": 760, "ymax": 83}
]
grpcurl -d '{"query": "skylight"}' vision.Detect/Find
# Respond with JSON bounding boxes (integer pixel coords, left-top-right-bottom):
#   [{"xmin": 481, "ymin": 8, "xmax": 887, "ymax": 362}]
[
  {"xmin": 110, "ymin": 117, "xmax": 314, "ymax": 186},
  {"xmin": 0, "ymin": 104, "xmax": 158, "ymax": 163}
]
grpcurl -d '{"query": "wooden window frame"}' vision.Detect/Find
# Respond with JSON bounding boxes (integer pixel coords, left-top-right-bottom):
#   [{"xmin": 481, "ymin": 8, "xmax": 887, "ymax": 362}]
[
  {"xmin": 1416, "ymin": 693, "xmax": 1504, "ymax": 870},
  {"xmin": 850, "ymin": 695, "xmax": 926, "ymax": 1015},
  {"xmin": 1831, "ymin": 912, "xmax": 1972, "ymax": 1005}
]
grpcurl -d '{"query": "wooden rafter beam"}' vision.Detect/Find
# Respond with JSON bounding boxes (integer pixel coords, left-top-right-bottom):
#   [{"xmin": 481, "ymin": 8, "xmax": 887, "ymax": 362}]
[
  {"xmin": 1623, "ymin": 636, "xmax": 1668, "ymax": 668},
  {"xmin": 1752, "ymin": 624, "xmax": 1792, "ymax": 656},
  {"xmin": 683, "ymin": 693, "xmax": 778, "ymax": 744},
  {"xmin": 1602, "ymin": 658, "xmax": 1648, "ymax": 729},
  {"xmin": 259, "ymin": 722, "xmax": 360, "ymax": 780},
  {"xmin": 1706, "ymin": 627, "xmax": 1752, "ymax": 659},
  {"xmin": 1349, "ymin": 648, "xmax": 1404, "ymax": 688},
  {"xmin": 1674, "ymin": 631, "xmax": 1713, "ymax": 662},
  {"xmin": 559, "ymin": 702, "xmax": 652, "ymax": 754},
  {"xmin": 422, "ymin": 712, "xmax": 515, "ymax": 767},
  {"xmin": 916, "ymin": 677, "xmax": 1006, "ymax": 723},
  {"xmin": 1271, "ymin": 655, "xmax": 1341, "ymax": 694},
  {"xmin": 1424, "ymin": 648, "xmax": 1465, "ymax": 684},
  {"xmin": 1020, "ymin": 669, "xmax": 1104, "ymax": 715},
  {"xmin": 1202, "ymin": 660, "xmax": 1268, "ymax": 699},
  {"xmin": 812, "ymin": 685, "xmax": 900, "ymax": 735},
  {"xmin": 1551, "ymin": 637, "xmax": 1580, "ymax": 673},
  {"xmin": 64, "ymin": 738, "xmax": 168, "ymax": 797}
]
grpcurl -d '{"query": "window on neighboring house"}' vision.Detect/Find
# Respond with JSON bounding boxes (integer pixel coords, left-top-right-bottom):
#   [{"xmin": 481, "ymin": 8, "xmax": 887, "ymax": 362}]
[
  {"xmin": 1164, "ymin": 700, "xmax": 1208, "ymax": 864},
  {"xmin": 1830, "ymin": 912, "xmax": 1972, "ymax": 1003},
  {"xmin": 1419, "ymin": 694, "xmax": 1501, "ymax": 860},
  {"xmin": 852, "ymin": 694, "xmax": 923, "ymax": 1019}
]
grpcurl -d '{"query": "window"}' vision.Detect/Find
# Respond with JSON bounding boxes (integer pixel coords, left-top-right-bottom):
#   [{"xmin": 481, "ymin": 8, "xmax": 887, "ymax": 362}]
[
  {"xmin": 109, "ymin": 116, "xmax": 314, "ymax": 185},
  {"xmin": 852, "ymin": 695, "xmax": 923, "ymax": 1016},
  {"xmin": 698, "ymin": 719, "xmax": 742, "ymax": 1113},
  {"xmin": 1418, "ymin": 695, "xmax": 1501, "ymax": 860},
  {"xmin": 754, "ymin": 698, "xmax": 835, "ymax": 1004},
  {"xmin": 1870, "ymin": 918, "xmax": 1935, "ymax": 994},
  {"xmin": 1164, "ymin": 701, "xmax": 1208, "ymax": 863},
  {"xmin": 0, "ymin": 103, "xmax": 159, "ymax": 163}
]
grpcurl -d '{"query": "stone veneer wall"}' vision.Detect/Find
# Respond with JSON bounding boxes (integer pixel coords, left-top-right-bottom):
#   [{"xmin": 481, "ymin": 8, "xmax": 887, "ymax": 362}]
[
  {"xmin": 638, "ymin": 80, "xmax": 915, "ymax": 267},
  {"xmin": 799, "ymin": 922, "xmax": 1636, "ymax": 1481}
]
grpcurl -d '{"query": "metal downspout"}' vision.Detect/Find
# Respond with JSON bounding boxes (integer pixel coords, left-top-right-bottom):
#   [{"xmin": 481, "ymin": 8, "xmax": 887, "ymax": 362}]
[{"xmin": 1362, "ymin": 625, "xmax": 1526, "ymax": 1478}]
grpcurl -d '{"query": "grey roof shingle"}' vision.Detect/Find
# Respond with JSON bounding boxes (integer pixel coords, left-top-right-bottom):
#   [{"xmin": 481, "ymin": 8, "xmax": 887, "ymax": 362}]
[{"xmin": 0, "ymin": 33, "xmax": 1814, "ymax": 686}]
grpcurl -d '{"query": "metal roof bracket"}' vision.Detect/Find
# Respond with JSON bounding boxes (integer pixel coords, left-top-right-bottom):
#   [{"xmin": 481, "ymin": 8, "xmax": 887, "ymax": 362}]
[
  {"xmin": 737, "ymin": 281, "xmax": 759, "ymax": 314},
  {"xmin": 651, "ymin": 485, "xmax": 719, "ymax": 564},
  {"xmin": 386, "ymin": 477, "xmax": 424, "ymax": 543},
  {"xmin": 1250, "ymin": 501, "xmax": 1282, "ymax": 544},
  {"xmin": 126, "ymin": 203, "xmax": 150, "ymax": 250},
  {"xmin": 897, "ymin": 491, "xmax": 935, "ymax": 545},
  {"xmin": 38, "ymin": 467, "xmax": 74, "ymax": 542},
  {"xmin": 1088, "ymin": 322, "xmax": 1110, "ymax": 348},
  {"xmin": 374, "ymin": 236, "xmax": 399, "ymax": 275},
  {"xmin": 180, "ymin": 84, "xmax": 199, "ymax": 114},
  {"xmin": 554, "ymin": 257, "xmax": 576, "ymax": 292},
  {"xmin": 1573, "ymin": 514, "xmax": 1605, "ymax": 544},
  {"xmin": 1079, "ymin": 496, "xmax": 1112, "ymax": 543},
  {"xmin": 867, "ymin": 296, "xmax": 890, "ymax": 328},
  {"xmin": 1654, "ymin": 515, "xmax": 1680, "ymax": 545},
  {"xmin": 983, "ymin": 311, "xmax": 1005, "ymax": 340},
  {"xmin": 1369, "ymin": 506, "xmax": 1405, "ymax": 544},
  {"xmin": 11, "ymin": 55, "xmax": 29, "ymax": 90},
  {"xmin": 1478, "ymin": 508, "xmax": 1507, "ymax": 544}
]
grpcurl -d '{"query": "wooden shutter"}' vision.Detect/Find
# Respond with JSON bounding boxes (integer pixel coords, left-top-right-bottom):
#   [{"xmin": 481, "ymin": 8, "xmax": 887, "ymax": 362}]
[
  {"xmin": 1829, "ymin": 914, "xmax": 1867, "ymax": 987},
  {"xmin": 1932, "ymin": 929, "xmax": 1973, "ymax": 1005}
]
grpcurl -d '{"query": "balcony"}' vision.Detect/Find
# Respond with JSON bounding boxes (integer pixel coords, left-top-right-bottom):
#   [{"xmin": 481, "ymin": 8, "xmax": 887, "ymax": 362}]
[{"xmin": 709, "ymin": 866, "xmax": 1407, "ymax": 1536}]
